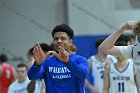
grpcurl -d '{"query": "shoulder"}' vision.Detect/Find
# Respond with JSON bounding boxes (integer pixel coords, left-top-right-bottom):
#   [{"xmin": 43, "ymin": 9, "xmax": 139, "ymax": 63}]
[
  {"xmin": 70, "ymin": 54, "xmax": 87, "ymax": 60},
  {"xmin": 107, "ymin": 55, "xmax": 117, "ymax": 63},
  {"xmin": 89, "ymin": 55, "xmax": 96, "ymax": 62},
  {"xmin": 118, "ymin": 45, "xmax": 133, "ymax": 59},
  {"xmin": 26, "ymin": 77, "xmax": 31, "ymax": 83},
  {"xmin": 9, "ymin": 80, "xmax": 18, "ymax": 88},
  {"xmin": 69, "ymin": 54, "xmax": 88, "ymax": 64}
]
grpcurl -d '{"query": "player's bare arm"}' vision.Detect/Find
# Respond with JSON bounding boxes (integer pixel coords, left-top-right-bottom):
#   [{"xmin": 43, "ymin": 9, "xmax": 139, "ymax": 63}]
[
  {"xmin": 99, "ymin": 21, "xmax": 137, "ymax": 59},
  {"xmin": 102, "ymin": 63, "xmax": 110, "ymax": 93}
]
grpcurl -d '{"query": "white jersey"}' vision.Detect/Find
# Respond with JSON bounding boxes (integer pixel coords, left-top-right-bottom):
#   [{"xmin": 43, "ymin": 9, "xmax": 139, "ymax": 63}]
[
  {"xmin": 90, "ymin": 55, "xmax": 116, "ymax": 93},
  {"xmin": 109, "ymin": 61, "xmax": 137, "ymax": 93},
  {"xmin": 107, "ymin": 55, "xmax": 118, "ymax": 63},
  {"xmin": 8, "ymin": 77, "xmax": 30, "ymax": 93},
  {"xmin": 132, "ymin": 35, "xmax": 140, "ymax": 63},
  {"xmin": 119, "ymin": 35, "xmax": 140, "ymax": 64},
  {"xmin": 29, "ymin": 58, "xmax": 43, "ymax": 93},
  {"xmin": 34, "ymin": 80, "xmax": 42, "ymax": 93}
]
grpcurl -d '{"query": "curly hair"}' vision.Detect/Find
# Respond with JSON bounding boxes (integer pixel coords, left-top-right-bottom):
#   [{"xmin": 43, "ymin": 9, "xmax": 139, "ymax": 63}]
[{"xmin": 52, "ymin": 24, "xmax": 74, "ymax": 39}]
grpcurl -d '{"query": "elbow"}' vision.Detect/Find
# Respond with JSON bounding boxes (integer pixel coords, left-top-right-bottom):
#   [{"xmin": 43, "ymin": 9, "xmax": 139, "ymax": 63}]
[{"xmin": 99, "ymin": 45, "xmax": 108, "ymax": 55}]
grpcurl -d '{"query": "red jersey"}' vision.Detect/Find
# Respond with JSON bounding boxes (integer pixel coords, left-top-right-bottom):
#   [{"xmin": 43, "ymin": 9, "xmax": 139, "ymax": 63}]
[{"xmin": 0, "ymin": 64, "xmax": 14, "ymax": 93}]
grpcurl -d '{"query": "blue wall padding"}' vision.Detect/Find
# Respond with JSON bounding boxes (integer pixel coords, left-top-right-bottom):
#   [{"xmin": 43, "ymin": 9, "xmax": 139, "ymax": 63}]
[{"xmin": 73, "ymin": 35, "xmax": 109, "ymax": 58}]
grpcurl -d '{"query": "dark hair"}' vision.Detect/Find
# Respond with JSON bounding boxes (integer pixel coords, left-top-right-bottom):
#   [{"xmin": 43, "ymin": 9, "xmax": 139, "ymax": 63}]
[
  {"xmin": 117, "ymin": 34, "xmax": 130, "ymax": 43},
  {"xmin": 17, "ymin": 63, "xmax": 28, "ymax": 70},
  {"xmin": 52, "ymin": 24, "xmax": 74, "ymax": 39},
  {"xmin": 0, "ymin": 54, "xmax": 8, "ymax": 63},
  {"xmin": 28, "ymin": 47, "xmax": 34, "ymax": 56},
  {"xmin": 40, "ymin": 43, "xmax": 52, "ymax": 53},
  {"xmin": 115, "ymin": 41, "xmax": 127, "ymax": 46},
  {"xmin": 95, "ymin": 38, "xmax": 105, "ymax": 49},
  {"xmin": 28, "ymin": 43, "xmax": 52, "ymax": 56}
]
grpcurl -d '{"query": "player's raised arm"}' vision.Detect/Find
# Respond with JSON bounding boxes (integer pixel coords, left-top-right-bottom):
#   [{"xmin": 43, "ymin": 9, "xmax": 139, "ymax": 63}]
[
  {"xmin": 99, "ymin": 21, "xmax": 137, "ymax": 59},
  {"xmin": 102, "ymin": 63, "xmax": 110, "ymax": 93}
]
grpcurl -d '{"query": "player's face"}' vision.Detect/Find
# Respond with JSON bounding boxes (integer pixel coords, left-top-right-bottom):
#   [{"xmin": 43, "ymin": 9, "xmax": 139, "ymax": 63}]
[
  {"xmin": 16, "ymin": 67, "xmax": 27, "ymax": 83},
  {"xmin": 53, "ymin": 32, "xmax": 72, "ymax": 52}
]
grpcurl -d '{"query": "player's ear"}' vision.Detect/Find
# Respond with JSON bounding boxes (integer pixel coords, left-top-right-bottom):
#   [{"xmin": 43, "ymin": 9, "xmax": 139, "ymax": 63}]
[{"xmin": 70, "ymin": 39, "xmax": 72, "ymax": 45}]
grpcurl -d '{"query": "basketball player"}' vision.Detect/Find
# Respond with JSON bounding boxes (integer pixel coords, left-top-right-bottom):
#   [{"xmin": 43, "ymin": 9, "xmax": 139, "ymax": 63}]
[
  {"xmin": 0, "ymin": 54, "xmax": 16, "ymax": 93},
  {"xmin": 27, "ymin": 24, "xmax": 88, "ymax": 93},
  {"xmin": 85, "ymin": 38, "xmax": 116, "ymax": 93},
  {"xmin": 100, "ymin": 22, "xmax": 139, "ymax": 93},
  {"xmin": 99, "ymin": 21, "xmax": 140, "ymax": 64},
  {"xmin": 8, "ymin": 63, "xmax": 30, "ymax": 93},
  {"xmin": 103, "ymin": 58, "xmax": 139, "ymax": 93}
]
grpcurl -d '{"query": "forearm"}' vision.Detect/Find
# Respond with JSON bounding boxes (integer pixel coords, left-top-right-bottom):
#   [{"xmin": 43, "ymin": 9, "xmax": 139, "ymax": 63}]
[
  {"xmin": 27, "ymin": 63, "xmax": 44, "ymax": 80},
  {"xmin": 65, "ymin": 58, "xmax": 88, "ymax": 80},
  {"xmin": 99, "ymin": 27, "xmax": 125, "ymax": 54},
  {"xmin": 86, "ymin": 80, "xmax": 98, "ymax": 93},
  {"xmin": 102, "ymin": 89, "xmax": 109, "ymax": 93},
  {"xmin": 41, "ymin": 80, "xmax": 46, "ymax": 93}
]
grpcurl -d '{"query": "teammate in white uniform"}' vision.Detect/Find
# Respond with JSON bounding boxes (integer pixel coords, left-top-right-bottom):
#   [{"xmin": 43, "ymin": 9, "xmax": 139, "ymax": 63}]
[
  {"xmin": 8, "ymin": 78, "xmax": 30, "ymax": 93},
  {"xmin": 99, "ymin": 21, "xmax": 140, "ymax": 92},
  {"xmin": 109, "ymin": 61, "xmax": 137, "ymax": 93},
  {"xmin": 103, "ymin": 55, "xmax": 139, "ymax": 93},
  {"xmin": 91, "ymin": 54, "xmax": 116, "ymax": 93},
  {"xmin": 100, "ymin": 34, "xmax": 140, "ymax": 93},
  {"xmin": 85, "ymin": 39, "xmax": 117, "ymax": 93},
  {"xmin": 8, "ymin": 63, "xmax": 30, "ymax": 93}
]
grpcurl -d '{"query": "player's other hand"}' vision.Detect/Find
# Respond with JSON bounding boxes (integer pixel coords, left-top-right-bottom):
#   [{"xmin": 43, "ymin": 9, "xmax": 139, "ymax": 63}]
[
  {"xmin": 33, "ymin": 42, "xmax": 54, "ymax": 65},
  {"xmin": 121, "ymin": 21, "xmax": 137, "ymax": 31},
  {"xmin": 52, "ymin": 46, "xmax": 69, "ymax": 63}
]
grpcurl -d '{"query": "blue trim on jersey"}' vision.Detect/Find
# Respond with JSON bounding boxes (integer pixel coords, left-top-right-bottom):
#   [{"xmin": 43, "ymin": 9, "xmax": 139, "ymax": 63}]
[{"xmin": 114, "ymin": 62, "xmax": 129, "ymax": 73}]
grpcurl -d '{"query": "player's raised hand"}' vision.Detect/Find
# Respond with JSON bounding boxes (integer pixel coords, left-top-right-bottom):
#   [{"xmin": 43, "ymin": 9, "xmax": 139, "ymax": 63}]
[
  {"xmin": 33, "ymin": 42, "xmax": 54, "ymax": 65},
  {"xmin": 52, "ymin": 47, "xmax": 69, "ymax": 63},
  {"xmin": 121, "ymin": 21, "xmax": 137, "ymax": 30}
]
